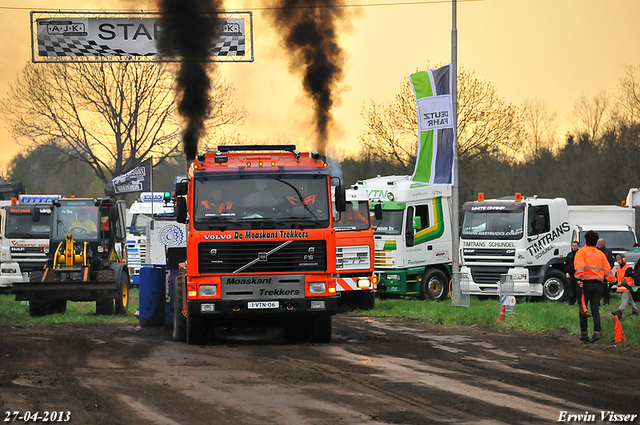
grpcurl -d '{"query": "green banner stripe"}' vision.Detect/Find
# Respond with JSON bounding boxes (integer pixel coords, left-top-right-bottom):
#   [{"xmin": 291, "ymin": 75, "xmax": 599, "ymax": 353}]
[
  {"xmin": 410, "ymin": 72, "xmax": 433, "ymax": 98},
  {"xmin": 413, "ymin": 130, "xmax": 434, "ymax": 183}
]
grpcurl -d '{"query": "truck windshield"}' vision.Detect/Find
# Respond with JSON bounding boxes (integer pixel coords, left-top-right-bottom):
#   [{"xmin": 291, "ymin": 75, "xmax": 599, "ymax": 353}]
[
  {"xmin": 52, "ymin": 202, "xmax": 100, "ymax": 240},
  {"xmin": 334, "ymin": 200, "xmax": 370, "ymax": 231},
  {"xmin": 578, "ymin": 231, "xmax": 637, "ymax": 252},
  {"xmin": 372, "ymin": 210, "xmax": 403, "ymax": 235},
  {"xmin": 4, "ymin": 209, "xmax": 51, "ymax": 239},
  {"xmin": 129, "ymin": 214, "xmax": 151, "ymax": 236},
  {"xmin": 193, "ymin": 175, "xmax": 330, "ymax": 230},
  {"xmin": 461, "ymin": 206, "xmax": 524, "ymax": 240}
]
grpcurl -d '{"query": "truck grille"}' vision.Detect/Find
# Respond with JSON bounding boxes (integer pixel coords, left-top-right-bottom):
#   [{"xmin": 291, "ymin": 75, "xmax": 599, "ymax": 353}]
[
  {"xmin": 198, "ymin": 241, "xmax": 327, "ymax": 274},
  {"xmin": 336, "ymin": 245, "xmax": 370, "ymax": 271},
  {"xmin": 9, "ymin": 247, "xmax": 48, "ymax": 272},
  {"xmin": 374, "ymin": 250, "xmax": 394, "ymax": 268},
  {"xmin": 462, "ymin": 248, "xmax": 515, "ymax": 265},
  {"xmin": 470, "ymin": 266, "xmax": 509, "ymax": 285}
]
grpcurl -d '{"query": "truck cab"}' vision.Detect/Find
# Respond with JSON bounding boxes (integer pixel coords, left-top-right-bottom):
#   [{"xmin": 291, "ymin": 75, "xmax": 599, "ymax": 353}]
[
  {"xmin": 353, "ymin": 175, "xmax": 452, "ymax": 301},
  {"xmin": 460, "ymin": 194, "xmax": 571, "ymax": 301}
]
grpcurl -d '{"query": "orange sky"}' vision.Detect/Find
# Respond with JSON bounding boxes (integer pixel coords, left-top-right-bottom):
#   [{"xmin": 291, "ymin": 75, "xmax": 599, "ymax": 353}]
[{"xmin": 1, "ymin": 0, "xmax": 640, "ymax": 173}]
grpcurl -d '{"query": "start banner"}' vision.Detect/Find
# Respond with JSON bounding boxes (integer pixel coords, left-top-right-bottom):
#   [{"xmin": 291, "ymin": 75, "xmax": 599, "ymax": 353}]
[{"xmin": 31, "ymin": 11, "xmax": 253, "ymax": 62}]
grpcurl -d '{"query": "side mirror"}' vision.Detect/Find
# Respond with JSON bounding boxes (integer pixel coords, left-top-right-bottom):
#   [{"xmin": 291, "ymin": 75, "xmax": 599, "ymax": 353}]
[
  {"xmin": 334, "ymin": 185, "xmax": 346, "ymax": 212},
  {"xmin": 175, "ymin": 181, "xmax": 188, "ymax": 196},
  {"xmin": 374, "ymin": 204, "xmax": 382, "ymax": 220},
  {"xmin": 32, "ymin": 207, "xmax": 41, "ymax": 223},
  {"xmin": 175, "ymin": 197, "xmax": 187, "ymax": 224},
  {"xmin": 413, "ymin": 216, "xmax": 421, "ymax": 230}
]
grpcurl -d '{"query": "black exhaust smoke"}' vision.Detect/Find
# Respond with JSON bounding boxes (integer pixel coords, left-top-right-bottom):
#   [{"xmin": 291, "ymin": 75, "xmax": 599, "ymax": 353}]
[
  {"xmin": 157, "ymin": 0, "xmax": 223, "ymax": 162},
  {"xmin": 271, "ymin": 1, "xmax": 347, "ymax": 155}
]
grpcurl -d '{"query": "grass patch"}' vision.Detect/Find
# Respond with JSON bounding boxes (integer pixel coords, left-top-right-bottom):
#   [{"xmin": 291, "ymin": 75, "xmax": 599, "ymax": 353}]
[
  {"xmin": 359, "ymin": 292, "xmax": 640, "ymax": 347},
  {"xmin": 0, "ymin": 287, "xmax": 140, "ymax": 327}
]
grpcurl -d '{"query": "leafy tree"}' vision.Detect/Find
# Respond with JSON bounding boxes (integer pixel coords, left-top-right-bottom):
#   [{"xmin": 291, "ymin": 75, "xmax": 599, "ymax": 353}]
[{"xmin": 0, "ymin": 61, "xmax": 246, "ymax": 184}]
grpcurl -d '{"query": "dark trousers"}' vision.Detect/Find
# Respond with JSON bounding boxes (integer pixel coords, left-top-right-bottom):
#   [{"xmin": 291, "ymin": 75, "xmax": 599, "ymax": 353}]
[
  {"xmin": 567, "ymin": 276, "xmax": 578, "ymax": 304},
  {"xmin": 580, "ymin": 280, "xmax": 604, "ymax": 333}
]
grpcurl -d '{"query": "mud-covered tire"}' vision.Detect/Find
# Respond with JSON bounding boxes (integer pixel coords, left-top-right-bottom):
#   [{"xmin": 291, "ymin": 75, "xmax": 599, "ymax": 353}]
[
  {"xmin": 421, "ymin": 269, "xmax": 448, "ymax": 301},
  {"xmin": 356, "ymin": 291, "xmax": 376, "ymax": 310},
  {"xmin": 542, "ymin": 269, "xmax": 568, "ymax": 302},
  {"xmin": 115, "ymin": 272, "xmax": 129, "ymax": 315},
  {"xmin": 172, "ymin": 272, "xmax": 186, "ymax": 342},
  {"xmin": 95, "ymin": 270, "xmax": 116, "ymax": 315},
  {"xmin": 29, "ymin": 299, "xmax": 51, "ymax": 317},
  {"xmin": 310, "ymin": 315, "xmax": 332, "ymax": 343}
]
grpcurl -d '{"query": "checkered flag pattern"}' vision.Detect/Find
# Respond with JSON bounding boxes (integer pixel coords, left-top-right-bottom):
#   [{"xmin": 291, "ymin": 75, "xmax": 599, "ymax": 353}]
[
  {"xmin": 38, "ymin": 35, "xmax": 144, "ymax": 57},
  {"xmin": 39, "ymin": 35, "xmax": 245, "ymax": 58}
]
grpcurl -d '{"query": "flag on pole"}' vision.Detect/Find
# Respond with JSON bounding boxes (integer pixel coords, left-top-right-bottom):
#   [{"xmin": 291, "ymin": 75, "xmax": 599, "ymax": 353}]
[
  {"xmin": 410, "ymin": 64, "xmax": 455, "ymax": 185},
  {"xmin": 104, "ymin": 158, "xmax": 152, "ymax": 196}
]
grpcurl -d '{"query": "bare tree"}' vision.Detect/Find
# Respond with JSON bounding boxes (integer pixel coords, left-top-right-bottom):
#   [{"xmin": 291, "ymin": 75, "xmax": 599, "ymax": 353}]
[
  {"xmin": 569, "ymin": 91, "xmax": 610, "ymax": 142},
  {"xmin": 358, "ymin": 67, "xmax": 524, "ymax": 167},
  {"xmin": 521, "ymin": 97, "xmax": 558, "ymax": 161},
  {"xmin": 0, "ymin": 61, "xmax": 246, "ymax": 183},
  {"xmin": 611, "ymin": 64, "xmax": 640, "ymax": 126}
]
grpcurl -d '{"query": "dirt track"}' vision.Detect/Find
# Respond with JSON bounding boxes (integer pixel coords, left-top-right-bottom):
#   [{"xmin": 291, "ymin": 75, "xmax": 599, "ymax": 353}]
[{"xmin": 1, "ymin": 316, "xmax": 639, "ymax": 425}]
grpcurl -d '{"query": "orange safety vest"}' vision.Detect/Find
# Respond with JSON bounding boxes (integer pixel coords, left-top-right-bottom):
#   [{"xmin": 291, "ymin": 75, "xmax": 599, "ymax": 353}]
[
  {"xmin": 201, "ymin": 200, "xmax": 233, "ymax": 213},
  {"xmin": 574, "ymin": 246, "xmax": 615, "ymax": 283},
  {"xmin": 615, "ymin": 262, "xmax": 635, "ymax": 292}
]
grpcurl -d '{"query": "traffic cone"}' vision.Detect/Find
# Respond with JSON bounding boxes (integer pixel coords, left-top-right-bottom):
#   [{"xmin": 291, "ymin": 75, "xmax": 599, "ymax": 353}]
[
  {"xmin": 579, "ymin": 291, "xmax": 591, "ymax": 317},
  {"xmin": 496, "ymin": 305, "xmax": 506, "ymax": 323},
  {"xmin": 614, "ymin": 315, "xmax": 626, "ymax": 342}
]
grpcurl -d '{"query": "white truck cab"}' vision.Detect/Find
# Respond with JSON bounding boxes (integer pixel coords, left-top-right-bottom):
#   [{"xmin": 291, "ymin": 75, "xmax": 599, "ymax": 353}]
[
  {"xmin": 460, "ymin": 194, "xmax": 571, "ymax": 301},
  {"xmin": 353, "ymin": 175, "xmax": 452, "ymax": 301}
]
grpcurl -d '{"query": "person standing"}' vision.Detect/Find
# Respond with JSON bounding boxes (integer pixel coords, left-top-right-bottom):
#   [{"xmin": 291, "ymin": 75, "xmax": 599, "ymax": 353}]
[
  {"xmin": 611, "ymin": 254, "xmax": 639, "ymax": 318},
  {"xmin": 574, "ymin": 231, "xmax": 615, "ymax": 342},
  {"xmin": 597, "ymin": 238, "xmax": 615, "ymax": 305},
  {"xmin": 564, "ymin": 241, "xmax": 580, "ymax": 305}
]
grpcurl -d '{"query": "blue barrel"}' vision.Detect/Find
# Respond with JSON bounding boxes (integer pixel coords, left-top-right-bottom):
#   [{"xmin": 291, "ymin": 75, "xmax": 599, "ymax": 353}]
[
  {"xmin": 139, "ymin": 265, "xmax": 166, "ymax": 327},
  {"xmin": 164, "ymin": 269, "xmax": 177, "ymax": 328}
]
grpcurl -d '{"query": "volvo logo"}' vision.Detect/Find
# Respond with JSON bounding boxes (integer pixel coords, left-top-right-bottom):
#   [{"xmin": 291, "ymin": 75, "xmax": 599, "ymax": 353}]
[
  {"xmin": 258, "ymin": 252, "xmax": 268, "ymax": 261},
  {"xmin": 209, "ymin": 248, "xmax": 217, "ymax": 256},
  {"xmin": 308, "ymin": 247, "xmax": 315, "ymax": 254}
]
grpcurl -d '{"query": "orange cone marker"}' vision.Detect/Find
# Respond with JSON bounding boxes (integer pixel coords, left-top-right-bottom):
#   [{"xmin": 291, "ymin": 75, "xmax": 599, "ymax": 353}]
[
  {"xmin": 614, "ymin": 315, "xmax": 626, "ymax": 342},
  {"xmin": 496, "ymin": 304, "xmax": 506, "ymax": 323}
]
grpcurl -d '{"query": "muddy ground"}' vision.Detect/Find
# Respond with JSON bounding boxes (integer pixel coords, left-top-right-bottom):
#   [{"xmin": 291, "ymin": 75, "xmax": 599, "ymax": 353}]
[{"xmin": 1, "ymin": 316, "xmax": 639, "ymax": 425}]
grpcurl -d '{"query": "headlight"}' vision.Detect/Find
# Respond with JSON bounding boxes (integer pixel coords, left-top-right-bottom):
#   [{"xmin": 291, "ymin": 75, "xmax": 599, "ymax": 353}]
[
  {"xmin": 386, "ymin": 274, "xmax": 401, "ymax": 281},
  {"xmin": 2, "ymin": 268, "xmax": 17, "ymax": 274},
  {"xmin": 357, "ymin": 278, "xmax": 371, "ymax": 289},
  {"xmin": 199, "ymin": 285, "xmax": 218, "ymax": 297},
  {"xmin": 308, "ymin": 282, "xmax": 326, "ymax": 293},
  {"xmin": 512, "ymin": 273, "xmax": 527, "ymax": 280}
]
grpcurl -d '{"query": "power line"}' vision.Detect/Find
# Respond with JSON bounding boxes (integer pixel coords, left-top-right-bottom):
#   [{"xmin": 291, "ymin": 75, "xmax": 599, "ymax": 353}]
[{"xmin": 0, "ymin": 0, "xmax": 484, "ymax": 12}]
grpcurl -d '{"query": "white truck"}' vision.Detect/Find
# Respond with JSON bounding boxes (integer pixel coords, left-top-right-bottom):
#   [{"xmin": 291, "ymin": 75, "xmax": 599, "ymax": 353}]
[
  {"xmin": 568, "ymin": 205, "xmax": 636, "ymax": 256},
  {"xmin": 352, "ymin": 175, "xmax": 452, "ymax": 301},
  {"xmin": 126, "ymin": 192, "xmax": 176, "ymax": 285},
  {"xmin": 0, "ymin": 195, "xmax": 59, "ymax": 291},
  {"xmin": 460, "ymin": 194, "xmax": 571, "ymax": 302}
]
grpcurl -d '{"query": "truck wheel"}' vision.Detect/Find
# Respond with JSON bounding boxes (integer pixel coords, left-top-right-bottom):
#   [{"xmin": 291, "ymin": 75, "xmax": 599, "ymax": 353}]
[
  {"xmin": 29, "ymin": 299, "xmax": 51, "ymax": 317},
  {"xmin": 52, "ymin": 299, "xmax": 67, "ymax": 314},
  {"xmin": 96, "ymin": 270, "xmax": 116, "ymax": 315},
  {"xmin": 284, "ymin": 319, "xmax": 311, "ymax": 342},
  {"xmin": 420, "ymin": 269, "xmax": 447, "ymax": 301},
  {"xmin": 187, "ymin": 315, "xmax": 205, "ymax": 345},
  {"xmin": 542, "ymin": 269, "xmax": 568, "ymax": 302},
  {"xmin": 115, "ymin": 272, "xmax": 129, "ymax": 315},
  {"xmin": 356, "ymin": 291, "xmax": 376, "ymax": 310},
  {"xmin": 310, "ymin": 315, "xmax": 332, "ymax": 343},
  {"xmin": 172, "ymin": 272, "xmax": 186, "ymax": 342}
]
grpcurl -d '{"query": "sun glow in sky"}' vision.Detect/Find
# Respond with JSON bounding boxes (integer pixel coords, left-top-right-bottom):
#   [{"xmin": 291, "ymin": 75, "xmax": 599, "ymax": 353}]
[{"xmin": 1, "ymin": 0, "xmax": 639, "ymax": 171}]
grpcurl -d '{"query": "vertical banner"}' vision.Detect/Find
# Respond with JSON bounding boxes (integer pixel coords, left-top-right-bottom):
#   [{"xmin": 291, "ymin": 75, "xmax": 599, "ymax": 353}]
[{"xmin": 410, "ymin": 64, "xmax": 455, "ymax": 185}]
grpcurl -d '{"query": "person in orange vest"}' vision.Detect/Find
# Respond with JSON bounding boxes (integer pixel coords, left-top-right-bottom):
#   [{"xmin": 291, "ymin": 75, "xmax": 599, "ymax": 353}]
[
  {"xmin": 611, "ymin": 254, "xmax": 638, "ymax": 318},
  {"xmin": 200, "ymin": 187, "xmax": 233, "ymax": 213},
  {"xmin": 574, "ymin": 230, "xmax": 615, "ymax": 343}
]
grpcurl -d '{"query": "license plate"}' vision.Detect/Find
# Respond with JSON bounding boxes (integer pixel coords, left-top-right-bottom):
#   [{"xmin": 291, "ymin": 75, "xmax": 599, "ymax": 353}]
[{"xmin": 247, "ymin": 301, "xmax": 279, "ymax": 309}]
